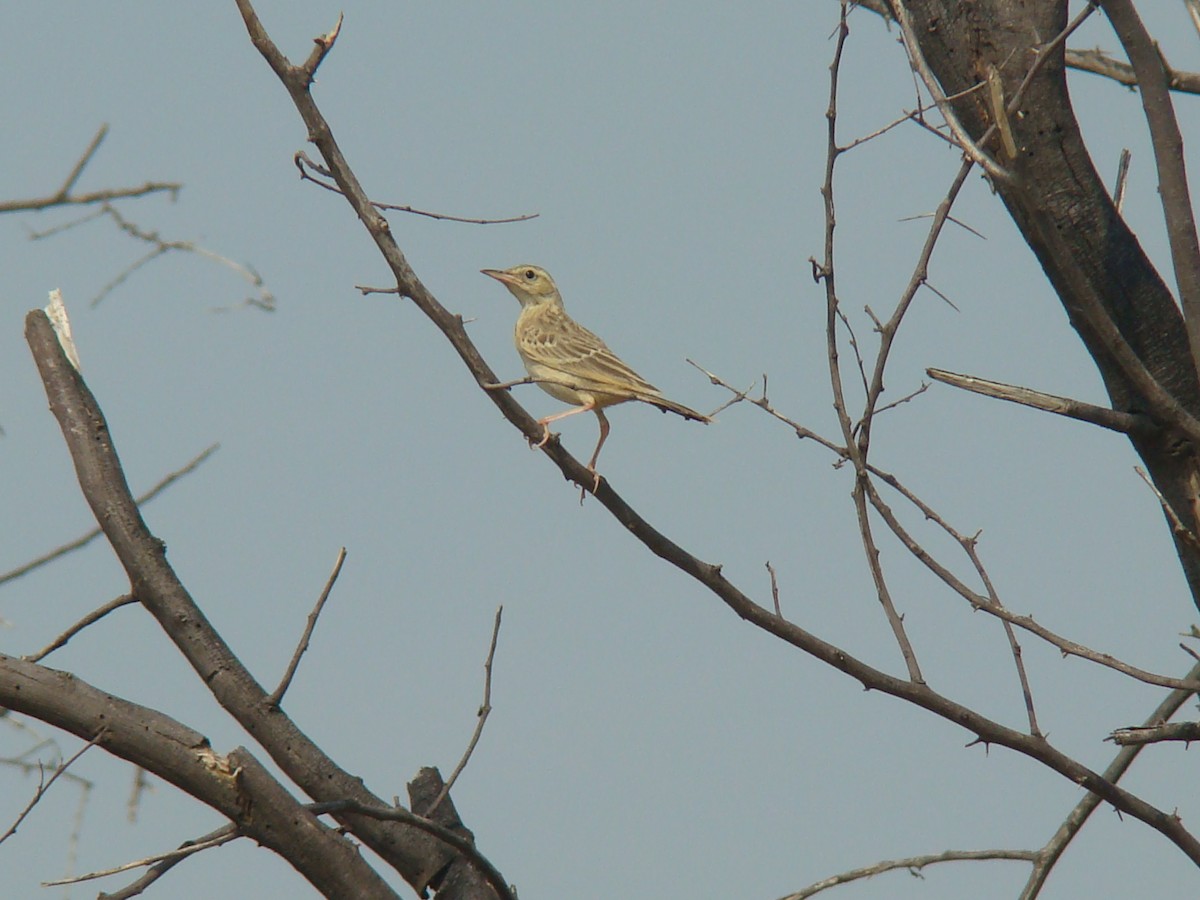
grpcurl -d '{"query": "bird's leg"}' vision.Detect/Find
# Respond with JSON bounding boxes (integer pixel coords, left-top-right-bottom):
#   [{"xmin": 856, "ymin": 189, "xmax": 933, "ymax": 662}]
[
  {"xmin": 585, "ymin": 409, "xmax": 610, "ymax": 491},
  {"xmin": 586, "ymin": 409, "xmax": 610, "ymax": 471},
  {"xmin": 534, "ymin": 401, "xmax": 596, "ymax": 449}
]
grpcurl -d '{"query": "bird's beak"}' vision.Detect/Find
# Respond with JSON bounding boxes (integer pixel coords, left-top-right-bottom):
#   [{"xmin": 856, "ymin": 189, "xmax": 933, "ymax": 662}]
[{"xmin": 480, "ymin": 268, "xmax": 517, "ymax": 287}]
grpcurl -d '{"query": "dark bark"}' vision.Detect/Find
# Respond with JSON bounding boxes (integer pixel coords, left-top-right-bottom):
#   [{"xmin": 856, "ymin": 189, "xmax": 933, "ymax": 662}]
[
  {"xmin": 0, "ymin": 655, "xmax": 399, "ymax": 898},
  {"xmin": 24, "ymin": 310, "xmax": 502, "ymax": 898},
  {"xmin": 899, "ymin": 0, "xmax": 1200, "ymax": 610}
]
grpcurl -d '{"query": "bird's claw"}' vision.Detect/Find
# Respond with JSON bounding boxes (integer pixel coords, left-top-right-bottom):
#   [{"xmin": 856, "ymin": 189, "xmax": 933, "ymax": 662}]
[{"xmin": 578, "ymin": 468, "xmax": 602, "ymax": 505}]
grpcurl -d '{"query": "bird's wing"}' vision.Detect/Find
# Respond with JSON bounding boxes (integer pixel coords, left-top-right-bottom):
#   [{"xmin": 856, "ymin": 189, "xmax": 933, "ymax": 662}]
[{"xmin": 519, "ymin": 310, "xmax": 662, "ymax": 397}]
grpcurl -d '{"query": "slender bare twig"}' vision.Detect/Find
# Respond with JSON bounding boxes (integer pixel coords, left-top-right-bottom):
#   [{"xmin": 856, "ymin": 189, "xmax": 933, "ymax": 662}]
[
  {"xmin": 686, "ymin": 361, "xmax": 845, "ymax": 456},
  {"xmin": 24, "ymin": 595, "xmax": 139, "ymax": 663},
  {"xmin": 79, "ymin": 204, "xmax": 275, "ymax": 311},
  {"xmin": 839, "ymin": 100, "xmax": 940, "ymax": 152},
  {"xmin": 891, "ymin": 0, "xmax": 1096, "ymax": 181},
  {"xmin": 427, "ymin": 606, "xmax": 503, "ymax": 816},
  {"xmin": 890, "ymin": 5, "xmax": 1011, "ymax": 182},
  {"xmin": 872, "ymin": 382, "xmax": 929, "ymax": 417},
  {"xmin": 858, "ymin": 160, "xmax": 972, "ymax": 451},
  {"xmin": 818, "ymin": 1, "xmax": 925, "ymax": 683},
  {"xmin": 684, "ymin": 360, "xmax": 756, "ymax": 419},
  {"xmin": 0, "ymin": 443, "xmax": 219, "ymax": 588},
  {"xmin": 835, "ymin": 307, "xmax": 870, "ymax": 404},
  {"xmin": 0, "ymin": 731, "xmax": 104, "ymax": 845},
  {"xmin": 1134, "ymin": 466, "xmax": 1200, "ymax": 550},
  {"xmin": 1008, "ymin": 3, "xmax": 1099, "ymax": 114},
  {"xmin": 46, "ymin": 828, "xmax": 237, "ymax": 889},
  {"xmin": 1066, "ymin": 47, "xmax": 1200, "ymax": 94},
  {"xmin": 60, "ymin": 125, "xmax": 108, "ymax": 196},
  {"xmin": 1188, "ymin": 0, "xmax": 1200, "ymax": 38},
  {"xmin": 294, "ymin": 151, "xmax": 538, "ymax": 225},
  {"xmin": 782, "ymin": 847, "xmax": 1039, "ymax": 899},
  {"xmin": 766, "ymin": 562, "xmax": 782, "ymax": 617},
  {"xmin": 926, "ymin": 368, "xmax": 1152, "ymax": 435},
  {"xmin": 919, "ymin": 280, "xmax": 961, "ymax": 311},
  {"xmin": 0, "ymin": 125, "xmax": 180, "ymax": 214},
  {"xmin": 898, "ymin": 211, "xmax": 985, "ymax": 241},
  {"xmin": 960, "ymin": 531, "xmax": 1041, "ymax": 736},
  {"xmin": 268, "ymin": 547, "xmax": 347, "ymax": 707}
]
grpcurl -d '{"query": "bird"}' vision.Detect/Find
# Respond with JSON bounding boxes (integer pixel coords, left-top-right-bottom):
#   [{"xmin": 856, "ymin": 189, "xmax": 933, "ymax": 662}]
[{"xmin": 481, "ymin": 264, "xmax": 709, "ymax": 479}]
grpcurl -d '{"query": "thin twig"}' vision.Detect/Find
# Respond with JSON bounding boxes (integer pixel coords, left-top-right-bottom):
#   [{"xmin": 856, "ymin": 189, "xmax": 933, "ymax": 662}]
[
  {"xmin": 268, "ymin": 547, "xmax": 347, "ymax": 707},
  {"xmin": 960, "ymin": 532, "xmax": 1041, "ymax": 737},
  {"xmin": 294, "ymin": 151, "xmax": 538, "ymax": 225},
  {"xmin": 427, "ymin": 606, "xmax": 503, "ymax": 816},
  {"xmin": 873, "ymin": 382, "xmax": 929, "ymax": 417},
  {"xmin": 766, "ymin": 562, "xmax": 782, "ymax": 617},
  {"xmin": 0, "ymin": 125, "xmax": 180, "ymax": 214},
  {"xmin": 687, "ymin": 360, "xmax": 845, "ymax": 456},
  {"xmin": 86, "ymin": 205, "xmax": 274, "ymax": 311},
  {"xmin": 1134, "ymin": 466, "xmax": 1200, "ymax": 550},
  {"xmin": 890, "ymin": 5, "xmax": 1012, "ymax": 182},
  {"xmin": 24, "ymin": 595, "xmax": 139, "ymax": 663},
  {"xmin": 782, "ymin": 847, "xmax": 1038, "ymax": 899},
  {"xmin": 0, "ymin": 731, "xmax": 104, "ymax": 845},
  {"xmin": 1066, "ymin": 47, "xmax": 1200, "ymax": 94},
  {"xmin": 926, "ymin": 368, "xmax": 1151, "ymax": 435},
  {"xmin": 0, "ymin": 443, "xmax": 219, "ymax": 588},
  {"xmin": 46, "ymin": 827, "xmax": 237, "ymax": 889}
]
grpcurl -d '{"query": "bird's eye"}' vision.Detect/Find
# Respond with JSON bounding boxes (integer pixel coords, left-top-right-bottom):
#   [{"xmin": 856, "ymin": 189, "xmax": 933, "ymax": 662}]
[{"xmin": 523, "ymin": 270, "xmax": 536, "ymax": 280}]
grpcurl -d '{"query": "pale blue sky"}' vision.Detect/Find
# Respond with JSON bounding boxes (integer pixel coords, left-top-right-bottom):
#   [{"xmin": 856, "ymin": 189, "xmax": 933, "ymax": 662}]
[{"xmin": 3, "ymin": 3, "xmax": 1200, "ymax": 898}]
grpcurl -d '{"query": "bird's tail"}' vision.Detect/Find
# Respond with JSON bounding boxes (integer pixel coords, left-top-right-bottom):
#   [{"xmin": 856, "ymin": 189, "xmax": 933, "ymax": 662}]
[{"xmin": 638, "ymin": 394, "xmax": 711, "ymax": 424}]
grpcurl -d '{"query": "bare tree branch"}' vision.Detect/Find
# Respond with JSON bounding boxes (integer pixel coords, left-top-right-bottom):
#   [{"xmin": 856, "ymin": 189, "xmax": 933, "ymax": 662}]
[
  {"xmin": 429, "ymin": 607, "xmax": 503, "ymax": 816},
  {"xmin": 49, "ymin": 827, "xmax": 237, "ymax": 890},
  {"xmin": 783, "ymin": 847, "xmax": 1039, "ymax": 899},
  {"xmin": 1066, "ymin": 47, "xmax": 1200, "ymax": 94},
  {"xmin": 0, "ymin": 654, "xmax": 398, "ymax": 897},
  {"xmin": 294, "ymin": 150, "xmax": 539, "ymax": 224},
  {"xmin": 24, "ymin": 594, "xmax": 139, "ymax": 663},
  {"xmin": 0, "ymin": 125, "xmax": 180, "ymax": 214},
  {"xmin": 818, "ymin": 1, "xmax": 925, "ymax": 683},
  {"xmin": 1109, "ymin": 720, "xmax": 1200, "ymax": 745},
  {"xmin": 268, "ymin": 547, "xmax": 347, "ymax": 707},
  {"xmin": 926, "ymin": 368, "xmax": 1153, "ymax": 435},
  {"xmin": 1099, "ymin": 0, "xmax": 1200, "ymax": 365},
  {"xmin": 227, "ymin": 0, "xmax": 1200, "ymax": 871}
]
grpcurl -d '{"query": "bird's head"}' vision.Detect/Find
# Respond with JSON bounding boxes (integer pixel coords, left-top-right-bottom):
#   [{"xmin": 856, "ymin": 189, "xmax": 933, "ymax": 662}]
[{"xmin": 481, "ymin": 265, "xmax": 561, "ymax": 308}]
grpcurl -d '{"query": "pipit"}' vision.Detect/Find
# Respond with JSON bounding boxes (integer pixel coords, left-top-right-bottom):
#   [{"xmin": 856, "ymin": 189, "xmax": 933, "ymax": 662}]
[{"xmin": 481, "ymin": 264, "xmax": 709, "ymax": 479}]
